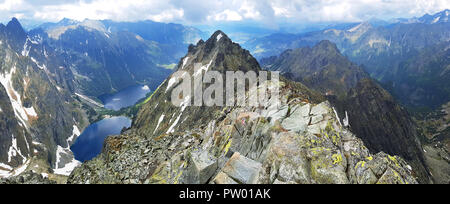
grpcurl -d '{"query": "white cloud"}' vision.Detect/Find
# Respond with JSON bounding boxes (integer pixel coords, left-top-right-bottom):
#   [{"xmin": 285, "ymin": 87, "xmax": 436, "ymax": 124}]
[
  {"xmin": 239, "ymin": 1, "xmax": 262, "ymax": 19},
  {"xmin": 210, "ymin": 9, "xmax": 243, "ymax": 21},
  {"xmin": 0, "ymin": 0, "xmax": 448, "ymax": 24},
  {"xmin": 0, "ymin": 0, "xmax": 24, "ymax": 10},
  {"xmin": 33, "ymin": 0, "xmax": 178, "ymax": 22}
]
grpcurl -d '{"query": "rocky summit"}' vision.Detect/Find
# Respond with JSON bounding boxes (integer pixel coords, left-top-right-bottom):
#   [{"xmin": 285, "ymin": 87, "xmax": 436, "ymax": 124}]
[
  {"xmin": 67, "ymin": 31, "xmax": 418, "ymax": 184},
  {"xmin": 68, "ymin": 80, "xmax": 417, "ymax": 184}
]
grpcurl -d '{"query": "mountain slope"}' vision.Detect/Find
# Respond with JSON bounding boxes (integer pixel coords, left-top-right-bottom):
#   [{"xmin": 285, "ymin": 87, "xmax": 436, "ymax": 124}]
[
  {"xmin": 0, "ymin": 18, "xmax": 90, "ymax": 177},
  {"xmin": 338, "ymin": 79, "xmax": 430, "ymax": 180},
  {"xmin": 261, "ymin": 40, "xmax": 368, "ymax": 97},
  {"xmin": 385, "ymin": 41, "xmax": 450, "ymax": 109},
  {"xmin": 0, "ymin": 18, "xmax": 206, "ymax": 179},
  {"xmin": 245, "ymin": 10, "xmax": 450, "ymax": 110},
  {"xmin": 101, "ymin": 20, "xmax": 207, "ymax": 61},
  {"xmin": 392, "ymin": 9, "xmax": 449, "ymax": 24},
  {"xmin": 68, "ymin": 31, "xmax": 419, "ymax": 184},
  {"xmin": 133, "ymin": 31, "xmax": 264, "ymax": 136},
  {"xmin": 30, "ymin": 19, "xmax": 174, "ymax": 97}
]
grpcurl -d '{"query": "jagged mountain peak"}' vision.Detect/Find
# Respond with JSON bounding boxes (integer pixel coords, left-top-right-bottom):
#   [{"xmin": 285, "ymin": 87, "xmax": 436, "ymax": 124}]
[
  {"xmin": 133, "ymin": 31, "xmax": 261, "ymax": 135},
  {"xmin": 6, "ymin": 17, "xmax": 26, "ymax": 35},
  {"xmin": 262, "ymin": 40, "xmax": 368, "ymax": 97},
  {"xmin": 275, "ymin": 40, "xmax": 340, "ymax": 62},
  {"xmin": 210, "ymin": 30, "xmax": 230, "ymax": 42},
  {"xmin": 391, "ymin": 9, "xmax": 450, "ymax": 24},
  {"xmin": 189, "ymin": 30, "xmax": 230, "ymax": 47},
  {"xmin": 347, "ymin": 21, "xmax": 373, "ymax": 31},
  {"xmin": 3, "ymin": 17, "xmax": 28, "ymax": 51},
  {"xmin": 314, "ymin": 40, "xmax": 340, "ymax": 53},
  {"xmin": 182, "ymin": 30, "xmax": 258, "ymax": 73},
  {"xmin": 59, "ymin": 18, "xmax": 79, "ymax": 25},
  {"xmin": 7, "ymin": 17, "xmax": 22, "ymax": 28},
  {"xmin": 199, "ymin": 30, "xmax": 235, "ymax": 54}
]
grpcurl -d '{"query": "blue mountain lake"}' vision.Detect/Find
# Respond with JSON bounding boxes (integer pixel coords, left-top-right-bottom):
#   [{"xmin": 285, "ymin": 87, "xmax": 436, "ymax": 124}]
[{"xmin": 71, "ymin": 85, "xmax": 151, "ymax": 162}]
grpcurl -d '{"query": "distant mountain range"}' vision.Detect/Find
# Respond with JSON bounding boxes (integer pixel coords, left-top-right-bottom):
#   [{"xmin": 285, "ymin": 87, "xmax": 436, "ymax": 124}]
[
  {"xmin": 390, "ymin": 9, "xmax": 449, "ymax": 24},
  {"xmin": 246, "ymin": 9, "xmax": 450, "ymax": 110},
  {"xmin": 29, "ymin": 18, "xmax": 206, "ymax": 97}
]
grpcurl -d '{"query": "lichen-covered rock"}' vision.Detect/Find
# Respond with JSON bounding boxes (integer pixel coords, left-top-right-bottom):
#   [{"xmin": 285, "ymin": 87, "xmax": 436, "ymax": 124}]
[
  {"xmin": 212, "ymin": 172, "xmax": 238, "ymax": 184},
  {"xmin": 217, "ymin": 152, "xmax": 262, "ymax": 184},
  {"xmin": 186, "ymin": 150, "xmax": 218, "ymax": 184},
  {"xmin": 68, "ymin": 85, "xmax": 419, "ymax": 184},
  {"xmin": 281, "ymin": 103, "xmax": 310, "ymax": 133}
]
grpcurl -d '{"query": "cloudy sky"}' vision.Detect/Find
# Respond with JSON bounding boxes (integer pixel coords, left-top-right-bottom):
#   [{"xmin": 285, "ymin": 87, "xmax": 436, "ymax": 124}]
[{"xmin": 1, "ymin": 0, "xmax": 448, "ymax": 26}]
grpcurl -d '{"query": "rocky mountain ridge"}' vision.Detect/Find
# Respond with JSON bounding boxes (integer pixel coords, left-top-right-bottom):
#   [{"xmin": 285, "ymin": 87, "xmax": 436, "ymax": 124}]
[
  {"xmin": 67, "ymin": 31, "xmax": 419, "ymax": 184},
  {"xmin": 260, "ymin": 40, "xmax": 432, "ymax": 183}
]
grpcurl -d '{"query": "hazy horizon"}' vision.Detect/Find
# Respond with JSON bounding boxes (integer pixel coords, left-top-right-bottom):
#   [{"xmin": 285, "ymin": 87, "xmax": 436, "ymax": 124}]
[{"xmin": 1, "ymin": 0, "xmax": 448, "ymax": 31}]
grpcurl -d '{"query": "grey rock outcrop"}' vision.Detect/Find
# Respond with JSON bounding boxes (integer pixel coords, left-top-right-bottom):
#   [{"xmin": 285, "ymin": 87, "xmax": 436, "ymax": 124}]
[
  {"xmin": 0, "ymin": 171, "xmax": 56, "ymax": 184},
  {"xmin": 68, "ymin": 81, "xmax": 419, "ymax": 184}
]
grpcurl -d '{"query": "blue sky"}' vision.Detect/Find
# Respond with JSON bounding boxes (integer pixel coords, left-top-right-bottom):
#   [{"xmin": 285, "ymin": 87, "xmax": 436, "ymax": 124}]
[{"xmin": 1, "ymin": 0, "xmax": 449, "ymax": 27}]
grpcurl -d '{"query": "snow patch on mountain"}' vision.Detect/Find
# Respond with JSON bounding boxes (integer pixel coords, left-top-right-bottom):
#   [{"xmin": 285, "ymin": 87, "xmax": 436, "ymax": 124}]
[
  {"xmin": 21, "ymin": 38, "xmax": 31, "ymax": 57},
  {"xmin": 53, "ymin": 156, "xmax": 81, "ymax": 176},
  {"xmin": 194, "ymin": 59, "xmax": 213, "ymax": 77},
  {"xmin": 30, "ymin": 57, "xmax": 47, "ymax": 70},
  {"xmin": 24, "ymin": 106, "xmax": 37, "ymax": 118},
  {"xmin": 0, "ymin": 67, "xmax": 30, "ymax": 127},
  {"xmin": 432, "ymin": 16, "xmax": 441, "ymax": 24},
  {"xmin": 55, "ymin": 146, "xmax": 66, "ymax": 166},
  {"xmin": 0, "ymin": 162, "xmax": 12, "ymax": 169},
  {"xmin": 217, "ymin": 33, "xmax": 223, "ymax": 41},
  {"xmin": 7, "ymin": 135, "xmax": 26, "ymax": 163},
  {"xmin": 53, "ymin": 125, "xmax": 82, "ymax": 176},
  {"xmin": 1, "ymin": 159, "xmax": 31, "ymax": 178},
  {"xmin": 67, "ymin": 125, "xmax": 81, "ymax": 146},
  {"xmin": 167, "ymin": 96, "xmax": 190, "ymax": 134},
  {"xmin": 166, "ymin": 72, "xmax": 188, "ymax": 93},
  {"xmin": 154, "ymin": 114, "xmax": 165, "ymax": 134},
  {"xmin": 181, "ymin": 57, "xmax": 190, "ymax": 69},
  {"xmin": 343, "ymin": 111, "xmax": 350, "ymax": 127},
  {"xmin": 332, "ymin": 107, "xmax": 343, "ymax": 127},
  {"xmin": 54, "ymin": 145, "xmax": 81, "ymax": 176},
  {"xmin": 348, "ymin": 23, "xmax": 363, "ymax": 32}
]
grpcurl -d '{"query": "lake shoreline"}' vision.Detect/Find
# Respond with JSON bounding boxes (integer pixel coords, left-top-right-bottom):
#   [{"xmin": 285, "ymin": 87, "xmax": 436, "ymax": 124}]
[{"xmin": 70, "ymin": 85, "xmax": 152, "ymax": 162}]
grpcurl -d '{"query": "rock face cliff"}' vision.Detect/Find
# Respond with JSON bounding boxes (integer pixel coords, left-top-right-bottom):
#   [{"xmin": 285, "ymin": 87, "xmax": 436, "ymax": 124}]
[
  {"xmin": 68, "ymin": 31, "xmax": 418, "ymax": 184},
  {"xmin": 0, "ymin": 18, "xmax": 89, "ymax": 177},
  {"xmin": 0, "ymin": 17, "xmax": 190, "ymax": 179}
]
